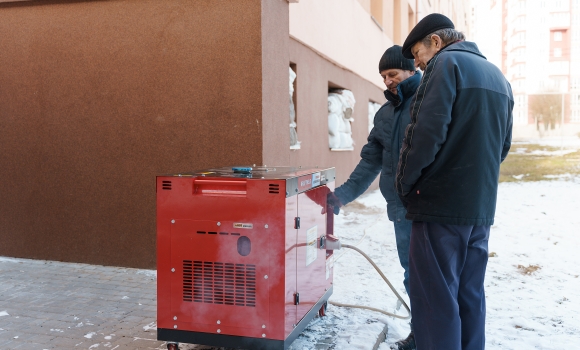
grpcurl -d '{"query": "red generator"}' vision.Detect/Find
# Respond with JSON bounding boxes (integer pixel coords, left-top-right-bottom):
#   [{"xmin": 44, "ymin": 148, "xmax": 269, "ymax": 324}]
[{"xmin": 156, "ymin": 166, "xmax": 336, "ymax": 350}]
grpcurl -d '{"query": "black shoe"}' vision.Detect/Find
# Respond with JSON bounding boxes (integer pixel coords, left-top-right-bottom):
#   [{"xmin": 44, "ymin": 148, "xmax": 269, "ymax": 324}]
[{"xmin": 392, "ymin": 331, "xmax": 416, "ymax": 350}]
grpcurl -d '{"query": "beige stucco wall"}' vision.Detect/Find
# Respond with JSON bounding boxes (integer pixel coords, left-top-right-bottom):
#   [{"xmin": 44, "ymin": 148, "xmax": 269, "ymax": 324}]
[
  {"xmin": 290, "ymin": 0, "xmax": 471, "ymax": 89},
  {"xmin": 289, "ymin": 0, "xmax": 393, "ymax": 89}
]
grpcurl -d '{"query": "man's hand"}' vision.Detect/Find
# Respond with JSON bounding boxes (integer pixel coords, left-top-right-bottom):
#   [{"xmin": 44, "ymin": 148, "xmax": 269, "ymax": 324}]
[{"xmin": 327, "ymin": 192, "xmax": 343, "ymax": 215}]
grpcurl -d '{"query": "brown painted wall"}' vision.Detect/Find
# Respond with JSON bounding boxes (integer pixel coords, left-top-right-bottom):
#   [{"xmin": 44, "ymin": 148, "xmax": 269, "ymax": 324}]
[
  {"xmin": 0, "ymin": 0, "xmax": 382, "ymax": 268},
  {"xmin": 0, "ymin": 0, "xmax": 268, "ymax": 268},
  {"xmin": 287, "ymin": 38, "xmax": 386, "ymax": 187}
]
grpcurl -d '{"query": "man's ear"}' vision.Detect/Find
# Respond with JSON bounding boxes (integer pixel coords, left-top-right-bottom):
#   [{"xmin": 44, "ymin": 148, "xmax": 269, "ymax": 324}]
[{"xmin": 432, "ymin": 34, "xmax": 443, "ymax": 51}]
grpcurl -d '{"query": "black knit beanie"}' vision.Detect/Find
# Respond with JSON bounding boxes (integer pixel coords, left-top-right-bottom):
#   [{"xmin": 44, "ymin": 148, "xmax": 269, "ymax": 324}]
[
  {"xmin": 402, "ymin": 13, "xmax": 455, "ymax": 59},
  {"xmin": 378, "ymin": 45, "xmax": 415, "ymax": 72}
]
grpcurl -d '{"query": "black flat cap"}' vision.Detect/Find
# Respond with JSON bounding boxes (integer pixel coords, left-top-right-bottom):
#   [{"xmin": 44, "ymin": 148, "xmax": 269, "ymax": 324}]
[{"xmin": 402, "ymin": 13, "xmax": 454, "ymax": 59}]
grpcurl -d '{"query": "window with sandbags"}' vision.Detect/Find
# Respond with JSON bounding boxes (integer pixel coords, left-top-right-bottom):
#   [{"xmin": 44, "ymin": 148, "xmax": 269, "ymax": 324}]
[{"xmin": 328, "ymin": 83, "xmax": 356, "ymax": 151}]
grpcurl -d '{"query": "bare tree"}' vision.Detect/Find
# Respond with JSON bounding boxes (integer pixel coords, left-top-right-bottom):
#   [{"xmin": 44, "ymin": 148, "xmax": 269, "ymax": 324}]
[{"xmin": 528, "ymin": 94, "xmax": 562, "ymax": 131}]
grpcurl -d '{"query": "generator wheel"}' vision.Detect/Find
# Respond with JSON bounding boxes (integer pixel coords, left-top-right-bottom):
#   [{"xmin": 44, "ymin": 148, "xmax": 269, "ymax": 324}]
[
  {"xmin": 318, "ymin": 301, "xmax": 328, "ymax": 317},
  {"xmin": 167, "ymin": 342, "xmax": 179, "ymax": 350}
]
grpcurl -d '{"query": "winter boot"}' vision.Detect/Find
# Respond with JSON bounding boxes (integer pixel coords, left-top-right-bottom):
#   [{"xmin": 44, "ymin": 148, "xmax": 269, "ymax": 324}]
[{"xmin": 391, "ymin": 331, "xmax": 416, "ymax": 350}]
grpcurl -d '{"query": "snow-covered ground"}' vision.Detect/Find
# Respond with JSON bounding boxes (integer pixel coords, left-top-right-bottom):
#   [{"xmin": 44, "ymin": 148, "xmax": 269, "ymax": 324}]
[
  {"xmin": 290, "ymin": 179, "xmax": 580, "ymax": 350},
  {"xmin": 513, "ymin": 136, "xmax": 580, "ymax": 148}
]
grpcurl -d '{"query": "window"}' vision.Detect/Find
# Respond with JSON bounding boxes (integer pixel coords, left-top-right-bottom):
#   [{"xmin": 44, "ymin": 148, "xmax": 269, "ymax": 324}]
[
  {"xmin": 516, "ymin": 64, "xmax": 526, "ymax": 77},
  {"xmin": 554, "ymin": 48, "xmax": 562, "ymax": 57},
  {"xmin": 514, "ymin": 110, "xmax": 528, "ymax": 125},
  {"xmin": 368, "ymin": 102, "xmax": 382, "ymax": 134},
  {"xmin": 574, "ymin": 27, "xmax": 580, "ymax": 41},
  {"xmin": 514, "ymin": 16, "xmax": 525, "ymax": 28},
  {"xmin": 554, "ymin": 31, "xmax": 563, "ymax": 41},
  {"xmin": 572, "ymin": 109, "xmax": 580, "ymax": 122},
  {"xmin": 550, "ymin": 77, "xmax": 569, "ymax": 91},
  {"xmin": 289, "ymin": 65, "xmax": 300, "ymax": 150},
  {"xmin": 371, "ymin": 0, "xmax": 384, "ymax": 29},
  {"xmin": 328, "ymin": 85, "xmax": 356, "ymax": 151},
  {"xmin": 550, "ymin": 12, "xmax": 569, "ymax": 27},
  {"xmin": 572, "ymin": 77, "xmax": 580, "ymax": 90},
  {"xmin": 515, "ymin": 94, "xmax": 527, "ymax": 107},
  {"xmin": 513, "ymin": 47, "xmax": 526, "ymax": 61},
  {"xmin": 549, "ymin": 61, "xmax": 569, "ymax": 76},
  {"xmin": 515, "ymin": 31, "xmax": 526, "ymax": 46}
]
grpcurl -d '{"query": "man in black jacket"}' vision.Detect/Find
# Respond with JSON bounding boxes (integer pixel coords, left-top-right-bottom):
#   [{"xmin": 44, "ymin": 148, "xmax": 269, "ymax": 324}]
[
  {"xmin": 328, "ymin": 45, "xmax": 420, "ymax": 350},
  {"xmin": 396, "ymin": 14, "xmax": 513, "ymax": 350}
]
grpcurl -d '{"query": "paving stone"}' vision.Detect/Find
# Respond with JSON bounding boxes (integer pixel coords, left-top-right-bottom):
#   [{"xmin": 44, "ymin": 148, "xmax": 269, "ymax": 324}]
[
  {"xmin": 0, "ymin": 256, "xmax": 351, "ymax": 350},
  {"xmin": 12, "ymin": 341, "xmax": 54, "ymax": 350},
  {"xmin": 27, "ymin": 333, "xmax": 56, "ymax": 345},
  {"xmin": 49, "ymin": 335, "xmax": 89, "ymax": 348}
]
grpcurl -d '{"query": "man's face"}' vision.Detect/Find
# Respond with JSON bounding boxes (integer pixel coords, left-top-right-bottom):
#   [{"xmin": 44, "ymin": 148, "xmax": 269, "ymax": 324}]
[
  {"xmin": 411, "ymin": 36, "xmax": 442, "ymax": 71},
  {"xmin": 380, "ymin": 69, "xmax": 415, "ymax": 95}
]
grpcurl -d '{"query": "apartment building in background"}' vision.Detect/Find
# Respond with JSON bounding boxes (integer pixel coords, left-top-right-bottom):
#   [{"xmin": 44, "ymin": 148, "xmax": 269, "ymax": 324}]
[
  {"xmin": 502, "ymin": 0, "xmax": 580, "ymax": 137},
  {"xmin": 0, "ymin": 0, "xmax": 470, "ymax": 268}
]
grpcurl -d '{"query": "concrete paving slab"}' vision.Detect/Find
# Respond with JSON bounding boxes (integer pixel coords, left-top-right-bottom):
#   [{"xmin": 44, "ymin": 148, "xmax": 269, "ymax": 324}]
[{"xmin": 1, "ymin": 257, "xmax": 383, "ymax": 350}]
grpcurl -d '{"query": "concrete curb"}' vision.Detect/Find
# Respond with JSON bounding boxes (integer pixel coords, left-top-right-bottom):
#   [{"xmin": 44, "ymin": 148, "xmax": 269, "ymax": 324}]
[{"xmin": 372, "ymin": 323, "xmax": 389, "ymax": 350}]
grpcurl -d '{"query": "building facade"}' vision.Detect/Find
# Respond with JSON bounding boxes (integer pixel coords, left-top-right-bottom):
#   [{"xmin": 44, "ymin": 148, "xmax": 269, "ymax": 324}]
[
  {"xmin": 0, "ymin": 0, "xmax": 470, "ymax": 268},
  {"xmin": 501, "ymin": 0, "xmax": 580, "ymax": 137}
]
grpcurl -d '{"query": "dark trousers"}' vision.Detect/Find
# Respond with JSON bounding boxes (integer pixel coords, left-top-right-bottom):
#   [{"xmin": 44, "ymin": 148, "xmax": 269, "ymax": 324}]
[
  {"xmin": 394, "ymin": 205, "xmax": 413, "ymax": 296},
  {"xmin": 409, "ymin": 222, "xmax": 490, "ymax": 350}
]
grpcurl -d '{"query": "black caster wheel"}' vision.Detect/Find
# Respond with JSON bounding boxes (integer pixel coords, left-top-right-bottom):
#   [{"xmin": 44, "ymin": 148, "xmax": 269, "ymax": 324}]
[
  {"xmin": 318, "ymin": 301, "xmax": 328, "ymax": 317},
  {"xmin": 167, "ymin": 342, "xmax": 179, "ymax": 350}
]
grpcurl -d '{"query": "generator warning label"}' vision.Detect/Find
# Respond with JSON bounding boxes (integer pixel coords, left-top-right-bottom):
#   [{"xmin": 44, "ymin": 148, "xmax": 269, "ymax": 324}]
[
  {"xmin": 233, "ymin": 223, "xmax": 253, "ymax": 229},
  {"xmin": 298, "ymin": 172, "xmax": 322, "ymax": 192},
  {"xmin": 306, "ymin": 226, "xmax": 318, "ymax": 267},
  {"xmin": 312, "ymin": 172, "xmax": 321, "ymax": 187}
]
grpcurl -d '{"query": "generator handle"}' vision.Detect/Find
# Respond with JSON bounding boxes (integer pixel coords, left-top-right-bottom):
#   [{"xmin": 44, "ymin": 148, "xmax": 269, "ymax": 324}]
[
  {"xmin": 193, "ymin": 178, "xmax": 248, "ymax": 196},
  {"xmin": 193, "ymin": 179, "xmax": 247, "ymax": 186}
]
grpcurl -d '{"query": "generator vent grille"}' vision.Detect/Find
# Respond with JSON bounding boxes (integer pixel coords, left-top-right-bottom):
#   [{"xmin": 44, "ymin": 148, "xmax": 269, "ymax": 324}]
[
  {"xmin": 269, "ymin": 184, "xmax": 280, "ymax": 194},
  {"xmin": 182, "ymin": 260, "xmax": 256, "ymax": 307},
  {"xmin": 162, "ymin": 181, "xmax": 172, "ymax": 190}
]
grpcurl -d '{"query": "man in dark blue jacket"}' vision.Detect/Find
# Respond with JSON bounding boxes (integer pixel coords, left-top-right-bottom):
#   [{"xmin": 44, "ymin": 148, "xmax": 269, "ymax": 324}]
[
  {"xmin": 327, "ymin": 45, "xmax": 421, "ymax": 350},
  {"xmin": 397, "ymin": 14, "xmax": 513, "ymax": 350}
]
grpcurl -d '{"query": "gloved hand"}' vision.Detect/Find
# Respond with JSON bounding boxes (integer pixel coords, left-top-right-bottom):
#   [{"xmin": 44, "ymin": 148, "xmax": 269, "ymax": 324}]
[{"xmin": 327, "ymin": 192, "xmax": 343, "ymax": 215}]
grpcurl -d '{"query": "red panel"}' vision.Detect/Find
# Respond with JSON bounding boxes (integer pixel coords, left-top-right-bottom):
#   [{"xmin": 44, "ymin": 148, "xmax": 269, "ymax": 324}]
[
  {"xmin": 169, "ymin": 220, "xmax": 269, "ymax": 330},
  {"xmin": 296, "ymin": 186, "xmax": 332, "ymax": 322},
  {"xmin": 284, "ymin": 196, "xmax": 298, "ymax": 337},
  {"xmin": 157, "ymin": 176, "xmax": 178, "ymax": 330}
]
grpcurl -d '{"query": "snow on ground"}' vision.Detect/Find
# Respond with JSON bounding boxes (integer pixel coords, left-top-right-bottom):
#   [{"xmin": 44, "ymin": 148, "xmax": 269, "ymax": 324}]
[
  {"xmin": 485, "ymin": 181, "xmax": 580, "ymax": 349},
  {"xmin": 292, "ymin": 179, "xmax": 580, "ymax": 350},
  {"xmin": 512, "ymin": 147, "xmax": 577, "ymax": 156},
  {"xmin": 513, "ymin": 136, "xmax": 580, "ymax": 148}
]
